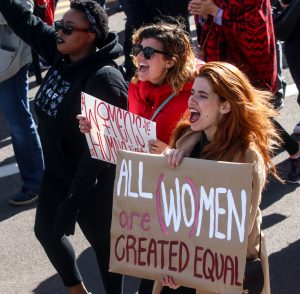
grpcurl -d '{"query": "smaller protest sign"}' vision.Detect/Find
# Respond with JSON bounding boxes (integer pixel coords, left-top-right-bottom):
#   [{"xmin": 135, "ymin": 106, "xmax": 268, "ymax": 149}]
[{"xmin": 81, "ymin": 92, "xmax": 157, "ymax": 164}]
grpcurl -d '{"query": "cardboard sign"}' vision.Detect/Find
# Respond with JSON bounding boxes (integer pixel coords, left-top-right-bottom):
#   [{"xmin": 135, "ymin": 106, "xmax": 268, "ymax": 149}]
[
  {"xmin": 110, "ymin": 150, "xmax": 253, "ymax": 294},
  {"xmin": 81, "ymin": 92, "xmax": 157, "ymax": 164}
]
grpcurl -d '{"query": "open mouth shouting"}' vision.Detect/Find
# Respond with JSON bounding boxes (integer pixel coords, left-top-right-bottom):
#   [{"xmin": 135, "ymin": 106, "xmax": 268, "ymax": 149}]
[
  {"xmin": 189, "ymin": 108, "xmax": 200, "ymax": 123},
  {"xmin": 138, "ymin": 62, "xmax": 149, "ymax": 73}
]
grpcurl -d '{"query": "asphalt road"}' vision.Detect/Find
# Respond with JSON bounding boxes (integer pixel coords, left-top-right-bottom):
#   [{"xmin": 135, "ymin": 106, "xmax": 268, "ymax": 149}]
[{"xmin": 0, "ymin": 1, "xmax": 299, "ymax": 293}]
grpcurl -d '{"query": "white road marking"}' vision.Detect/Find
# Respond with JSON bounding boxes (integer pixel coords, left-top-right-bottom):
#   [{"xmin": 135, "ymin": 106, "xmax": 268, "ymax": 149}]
[{"xmin": 286, "ymin": 83, "xmax": 299, "ymax": 97}]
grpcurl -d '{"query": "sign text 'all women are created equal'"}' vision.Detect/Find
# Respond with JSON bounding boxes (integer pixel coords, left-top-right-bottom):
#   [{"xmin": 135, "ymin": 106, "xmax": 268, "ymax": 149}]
[
  {"xmin": 110, "ymin": 150, "xmax": 253, "ymax": 294},
  {"xmin": 81, "ymin": 92, "xmax": 157, "ymax": 164}
]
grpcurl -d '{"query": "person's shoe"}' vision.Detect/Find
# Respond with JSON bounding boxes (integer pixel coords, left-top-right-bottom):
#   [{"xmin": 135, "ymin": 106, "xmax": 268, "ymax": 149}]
[
  {"xmin": 293, "ymin": 121, "xmax": 300, "ymax": 134},
  {"xmin": 9, "ymin": 189, "xmax": 39, "ymax": 206},
  {"xmin": 287, "ymin": 156, "xmax": 300, "ymax": 184}
]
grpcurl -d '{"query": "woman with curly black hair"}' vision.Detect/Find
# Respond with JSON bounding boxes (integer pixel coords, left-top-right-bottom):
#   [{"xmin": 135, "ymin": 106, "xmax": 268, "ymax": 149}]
[{"xmin": 0, "ymin": 0, "xmax": 127, "ymax": 293}]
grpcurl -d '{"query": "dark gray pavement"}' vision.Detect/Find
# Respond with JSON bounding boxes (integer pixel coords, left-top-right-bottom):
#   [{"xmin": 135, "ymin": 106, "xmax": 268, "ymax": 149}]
[{"xmin": 0, "ymin": 1, "xmax": 299, "ymax": 293}]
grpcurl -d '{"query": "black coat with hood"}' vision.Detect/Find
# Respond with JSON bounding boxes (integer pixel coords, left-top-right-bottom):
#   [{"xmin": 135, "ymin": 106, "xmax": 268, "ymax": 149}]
[{"xmin": 0, "ymin": 0, "xmax": 128, "ymax": 200}]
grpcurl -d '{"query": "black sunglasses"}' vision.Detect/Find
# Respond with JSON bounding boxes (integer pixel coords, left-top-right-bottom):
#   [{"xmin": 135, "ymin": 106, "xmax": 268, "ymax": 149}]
[
  {"xmin": 54, "ymin": 20, "xmax": 92, "ymax": 36},
  {"xmin": 132, "ymin": 44, "xmax": 171, "ymax": 60}
]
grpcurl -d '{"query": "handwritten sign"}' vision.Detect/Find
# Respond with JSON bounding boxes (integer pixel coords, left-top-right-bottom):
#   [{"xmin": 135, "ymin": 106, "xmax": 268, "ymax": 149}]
[
  {"xmin": 81, "ymin": 92, "xmax": 157, "ymax": 164},
  {"xmin": 110, "ymin": 150, "xmax": 253, "ymax": 294}
]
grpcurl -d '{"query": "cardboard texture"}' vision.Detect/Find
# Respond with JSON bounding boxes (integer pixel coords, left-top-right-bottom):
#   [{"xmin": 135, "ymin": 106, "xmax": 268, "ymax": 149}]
[{"xmin": 110, "ymin": 150, "xmax": 253, "ymax": 293}]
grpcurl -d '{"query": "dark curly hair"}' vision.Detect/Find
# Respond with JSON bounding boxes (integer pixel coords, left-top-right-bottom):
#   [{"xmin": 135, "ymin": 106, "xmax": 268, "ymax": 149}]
[{"xmin": 70, "ymin": 0, "xmax": 108, "ymax": 43}]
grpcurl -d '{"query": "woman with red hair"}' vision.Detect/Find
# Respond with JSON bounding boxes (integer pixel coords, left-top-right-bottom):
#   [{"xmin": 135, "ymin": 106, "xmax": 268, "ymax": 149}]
[
  {"xmin": 188, "ymin": 0, "xmax": 300, "ymax": 184},
  {"xmin": 159, "ymin": 61, "xmax": 281, "ymax": 294}
]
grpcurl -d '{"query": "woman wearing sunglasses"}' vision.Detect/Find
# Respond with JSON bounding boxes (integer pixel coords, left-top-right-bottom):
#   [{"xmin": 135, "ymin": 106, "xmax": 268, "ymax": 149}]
[
  {"xmin": 0, "ymin": 0, "xmax": 127, "ymax": 293},
  {"xmin": 78, "ymin": 21, "xmax": 203, "ymax": 155},
  {"xmin": 77, "ymin": 20, "xmax": 203, "ymax": 293},
  {"xmin": 129, "ymin": 21, "xmax": 203, "ymax": 156},
  {"xmin": 129, "ymin": 21, "xmax": 203, "ymax": 294}
]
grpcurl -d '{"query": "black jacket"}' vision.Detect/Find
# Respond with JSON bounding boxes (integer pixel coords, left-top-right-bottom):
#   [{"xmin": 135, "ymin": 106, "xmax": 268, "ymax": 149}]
[{"xmin": 0, "ymin": 0, "xmax": 128, "ymax": 199}]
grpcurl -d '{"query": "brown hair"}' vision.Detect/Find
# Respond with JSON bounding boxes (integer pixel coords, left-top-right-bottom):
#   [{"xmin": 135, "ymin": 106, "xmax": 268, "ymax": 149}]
[
  {"xmin": 131, "ymin": 20, "xmax": 196, "ymax": 94},
  {"xmin": 170, "ymin": 62, "xmax": 281, "ymax": 179}
]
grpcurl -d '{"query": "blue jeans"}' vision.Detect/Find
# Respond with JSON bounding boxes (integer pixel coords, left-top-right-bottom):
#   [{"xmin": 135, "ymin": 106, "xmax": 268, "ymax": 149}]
[{"xmin": 0, "ymin": 65, "xmax": 44, "ymax": 192}]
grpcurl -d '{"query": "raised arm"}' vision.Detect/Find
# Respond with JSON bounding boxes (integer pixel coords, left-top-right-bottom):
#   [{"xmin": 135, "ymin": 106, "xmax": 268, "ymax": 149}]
[{"xmin": 0, "ymin": 0, "xmax": 58, "ymax": 63}]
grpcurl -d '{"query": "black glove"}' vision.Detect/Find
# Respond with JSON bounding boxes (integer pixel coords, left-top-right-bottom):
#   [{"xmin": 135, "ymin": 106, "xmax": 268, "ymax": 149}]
[
  {"xmin": 33, "ymin": 1, "xmax": 47, "ymax": 20},
  {"xmin": 55, "ymin": 193, "xmax": 80, "ymax": 237}
]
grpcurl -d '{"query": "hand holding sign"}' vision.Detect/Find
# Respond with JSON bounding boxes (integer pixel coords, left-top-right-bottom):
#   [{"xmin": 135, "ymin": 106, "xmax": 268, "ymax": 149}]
[
  {"xmin": 77, "ymin": 114, "xmax": 91, "ymax": 133},
  {"xmin": 148, "ymin": 139, "xmax": 168, "ymax": 154},
  {"xmin": 161, "ymin": 276, "xmax": 180, "ymax": 290},
  {"xmin": 164, "ymin": 148, "xmax": 185, "ymax": 168}
]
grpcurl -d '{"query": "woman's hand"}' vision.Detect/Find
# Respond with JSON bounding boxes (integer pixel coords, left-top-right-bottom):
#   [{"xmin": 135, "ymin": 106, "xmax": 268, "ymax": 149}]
[
  {"xmin": 148, "ymin": 139, "xmax": 168, "ymax": 154},
  {"xmin": 188, "ymin": 0, "xmax": 219, "ymax": 17},
  {"xmin": 161, "ymin": 276, "xmax": 180, "ymax": 289},
  {"xmin": 76, "ymin": 114, "xmax": 91, "ymax": 134},
  {"xmin": 164, "ymin": 148, "xmax": 185, "ymax": 168}
]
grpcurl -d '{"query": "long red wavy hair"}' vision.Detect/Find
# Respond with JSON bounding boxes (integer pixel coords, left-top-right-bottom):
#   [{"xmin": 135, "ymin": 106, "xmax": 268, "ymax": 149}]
[{"xmin": 170, "ymin": 62, "xmax": 281, "ymax": 178}]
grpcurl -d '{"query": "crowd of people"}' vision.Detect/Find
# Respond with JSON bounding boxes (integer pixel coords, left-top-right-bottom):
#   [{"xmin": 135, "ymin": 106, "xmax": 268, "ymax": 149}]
[{"xmin": 0, "ymin": 0, "xmax": 299, "ymax": 293}]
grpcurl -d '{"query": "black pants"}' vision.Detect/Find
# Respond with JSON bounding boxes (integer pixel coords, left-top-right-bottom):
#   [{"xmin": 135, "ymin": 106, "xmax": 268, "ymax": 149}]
[
  {"xmin": 273, "ymin": 119, "xmax": 299, "ymax": 156},
  {"xmin": 139, "ymin": 279, "xmax": 195, "ymax": 294},
  {"xmin": 285, "ymin": 23, "xmax": 300, "ymax": 106},
  {"xmin": 34, "ymin": 170, "xmax": 122, "ymax": 293},
  {"xmin": 161, "ymin": 287, "xmax": 196, "ymax": 294},
  {"xmin": 122, "ymin": 0, "xmax": 190, "ymax": 80}
]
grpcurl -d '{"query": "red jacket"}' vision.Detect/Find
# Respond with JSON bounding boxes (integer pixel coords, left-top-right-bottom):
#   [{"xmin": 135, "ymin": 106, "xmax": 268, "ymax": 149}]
[
  {"xmin": 129, "ymin": 80, "xmax": 193, "ymax": 144},
  {"xmin": 197, "ymin": 0, "xmax": 277, "ymax": 93}
]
